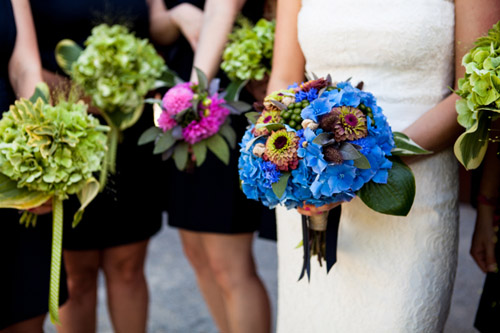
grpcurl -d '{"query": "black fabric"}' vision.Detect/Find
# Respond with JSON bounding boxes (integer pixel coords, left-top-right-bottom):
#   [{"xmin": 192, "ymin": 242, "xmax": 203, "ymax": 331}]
[
  {"xmin": 0, "ymin": 1, "xmax": 67, "ymax": 329},
  {"xmin": 30, "ymin": 0, "xmax": 162, "ymax": 250},
  {"xmin": 161, "ymin": 0, "xmax": 276, "ymax": 236},
  {"xmin": 474, "ymin": 227, "xmax": 500, "ymax": 333}
]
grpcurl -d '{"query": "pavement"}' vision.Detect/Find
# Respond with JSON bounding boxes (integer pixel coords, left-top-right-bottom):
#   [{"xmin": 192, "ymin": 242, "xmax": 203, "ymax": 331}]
[{"xmin": 45, "ymin": 204, "xmax": 485, "ymax": 333}]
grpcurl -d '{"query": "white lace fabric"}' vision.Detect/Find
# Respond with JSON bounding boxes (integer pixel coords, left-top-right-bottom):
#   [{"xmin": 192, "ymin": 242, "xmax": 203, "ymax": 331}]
[{"xmin": 276, "ymin": 1, "xmax": 459, "ymax": 332}]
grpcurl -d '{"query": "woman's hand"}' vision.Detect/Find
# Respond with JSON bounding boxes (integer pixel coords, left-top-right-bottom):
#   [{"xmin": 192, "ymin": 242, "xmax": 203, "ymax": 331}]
[
  {"xmin": 27, "ymin": 198, "xmax": 53, "ymax": 215},
  {"xmin": 471, "ymin": 204, "xmax": 498, "ymax": 273},
  {"xmin": 297, "ymin": 202, "xmax": 341, "ymax": 217},
  {"xmin": 170, "ymin": 3, "xmax": 203, "ymax": 51}
]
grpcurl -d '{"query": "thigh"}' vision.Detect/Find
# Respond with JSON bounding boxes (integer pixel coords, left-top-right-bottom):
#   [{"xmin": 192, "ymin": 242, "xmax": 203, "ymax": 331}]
[
  {"xmin": 64, "ymin": 249, "xmax": 100, "ymax": 277},
  {"xmin": 101, "ymin": 240, "xmax": 149, "ymax": 276}
]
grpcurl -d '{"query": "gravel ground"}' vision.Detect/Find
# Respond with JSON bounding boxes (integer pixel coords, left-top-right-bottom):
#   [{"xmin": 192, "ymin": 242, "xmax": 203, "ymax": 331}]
[{"xmin": 45, "ymin": 205, "xmax": 485, "ymax": 333}]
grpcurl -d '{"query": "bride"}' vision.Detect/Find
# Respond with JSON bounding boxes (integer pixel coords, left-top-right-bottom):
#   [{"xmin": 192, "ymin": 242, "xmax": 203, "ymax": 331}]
[{"xmin": 267, "ymin": 0, "xmax": 500, "ymax": 332}]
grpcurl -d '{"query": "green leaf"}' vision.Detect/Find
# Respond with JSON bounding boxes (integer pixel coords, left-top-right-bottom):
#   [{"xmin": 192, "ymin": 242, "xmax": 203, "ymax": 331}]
[
  {"xmin": 138, "ymin": 126, "xmax": 162, "ymax": 146},
  {"xmin": 222, "ymin": 101, "xmax": 252, "ymax": 114},
  {"xmin": 225, "ymin": 79, "xmax": 248, "ymax": 102},
  {"xmin": 358, "ymin": 157, "xmax": 415, "ymax": 216},
  {"xmin": 245, "ymin": 111, "xmax": 260, "ymax": 124},
  {"xmin": 392, "ymin": 132, "xmax": 433, "ymax": 156},
  {"xmin": 245, "ymin": 135, "xmax": 265, "ymax": 151},
  {"xmin": 255, "ymin": 122, "xmax": 285, "ymax": 132},
  {"xmin": 339, "ymin": 142, "xmax": 364, "ymax": 160},
  {"xmin": 0, "ymin": 173, "xmax": 51, "ymax": 209},
  {"xmin": 219, "ymin": 124, "xmax": 237, "ymax": 149},
  {"xmin": 154, "ymin": 66, "xmax": 182, "ymax": 89},
  {"xmin": 194, "ymin": 67, "xmax": 208, "ymax": 91},
  {"xmin": 312, "ymin": 133, "xmax": 335, "ymax": 146},
  {"xmin": 153, "ymin": 131, "xmax": 176, "ymax": 154},
  {"xmin": 102, "ymin": 103, "xmax": 144, "ymax": 131},
  {"xmin": 272, "ymin": 172, "xmax": 291, "ymax": 199},
  {"xmin": 454, "ymin": 111, "xmax": 490, "ymax": 170},
  {"xmin": 73, "ymin": 177, "xmax": 99, "ymax": 227},
  {"xmin": 206, "ymin": 134, "xmax": 230, "ymax": 165},
  {"xmin": 55, "ymin": 39, "xmax": 83, "ymax": 75},
  {"xmin": 29, "ymin": 82, "xmax": 50, "ymax": 104},
  {"xmin": 353, "ymin": 154, "xmax": 371, "ymax": 169},
  {"xmin": 192, "ymin": 141, "xmax": 207, "ymax": 167},
  {"xmin": 173, "ymin": 142, "xmax": 189, "ymax": 170},
  {"xmin": 144, "ymin": 98, "xmax": 162, "ymax": 105}
]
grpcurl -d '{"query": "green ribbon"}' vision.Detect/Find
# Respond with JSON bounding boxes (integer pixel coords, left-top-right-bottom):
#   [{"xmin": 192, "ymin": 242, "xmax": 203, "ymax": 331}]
[{"xmin": 49, "ymin": 197, "xmax": 63, "ymax": 324}]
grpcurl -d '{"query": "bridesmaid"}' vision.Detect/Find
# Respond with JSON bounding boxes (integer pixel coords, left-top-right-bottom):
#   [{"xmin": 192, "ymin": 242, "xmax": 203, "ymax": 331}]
[
  {"xmin": 29, "ymin": 1, "xmax": 175, "ymax": 331},
  {"xmin": 471, "ymin": 122, "xmax": 500, "ymax": 333},
  {"xmin": 151, "ymin": 0, "xmax": 272, "ymax": 332},
  {"xmin": 0, "ymin": 0, "xmax": 68, "ymax": 331}
]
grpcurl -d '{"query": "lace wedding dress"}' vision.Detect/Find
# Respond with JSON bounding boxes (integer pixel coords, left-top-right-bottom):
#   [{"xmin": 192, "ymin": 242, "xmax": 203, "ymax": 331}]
[{"xmin": 276, "ymin": 0, "xmax": 459, "ymax": 332}]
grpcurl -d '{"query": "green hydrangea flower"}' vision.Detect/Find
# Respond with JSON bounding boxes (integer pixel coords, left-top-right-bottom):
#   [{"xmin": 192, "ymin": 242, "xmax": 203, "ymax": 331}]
[
  {"xmin": 456, "ymin": 22, "xmax": 500, "ymax": 128},
  {"xmin": 0, "ymin": 98, "xmax": 108, "ymax": 199},
  {"xmin": 71, "ymin": 24, "xmax": 165, "ymax": 116},
  {"xmin": 221, "ymin": 17, "xmax": 275, "ymax": 81}
]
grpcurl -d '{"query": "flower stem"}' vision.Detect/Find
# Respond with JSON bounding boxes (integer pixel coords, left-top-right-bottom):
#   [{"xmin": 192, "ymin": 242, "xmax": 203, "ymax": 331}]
[{"xmin": 49, "ymin": 197, "xmax": 63, "ymax": 325}]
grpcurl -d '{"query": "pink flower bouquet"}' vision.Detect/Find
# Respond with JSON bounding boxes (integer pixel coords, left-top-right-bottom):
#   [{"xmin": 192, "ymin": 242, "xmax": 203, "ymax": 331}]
[{"xmin": 139, "ymin": 69, "xmax": 250, "ymax": 170}]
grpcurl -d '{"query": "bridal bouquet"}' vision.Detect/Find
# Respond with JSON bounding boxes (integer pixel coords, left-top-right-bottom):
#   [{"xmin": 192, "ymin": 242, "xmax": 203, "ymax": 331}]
[
  {"xmin": 138, "ymin": 69, "xmax": 250, "ymax": 170},
  {"xmin": 55, "ymin": 24, "xmax": 166, "ymax": 188},
  {"xmin": 455, "ymin": 22, "xmax": 500, "ymax": 169},
  {"xmin": 0, "ymin": 84, "xmax": 108, "ymax": 323},
  {"xmin": 221, "ymin": 16, "xmax": 275, "ymax": 82},
  {"xmin": 239, "ymin": 76, "xmax": 429, "ymax": 278}
]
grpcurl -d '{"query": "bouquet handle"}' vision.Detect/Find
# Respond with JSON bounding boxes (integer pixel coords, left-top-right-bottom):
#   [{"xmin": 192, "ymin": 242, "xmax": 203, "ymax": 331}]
[{"xmin": 48, "ymin": 197, "xmax": 63, "ymax": 324}]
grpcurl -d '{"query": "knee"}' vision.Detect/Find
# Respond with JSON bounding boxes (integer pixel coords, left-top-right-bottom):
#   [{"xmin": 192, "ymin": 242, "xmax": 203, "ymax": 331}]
[
  {"xmin": 103, "ymin": 257, "xmax": 145, "ymax": 287},
  {"xmin": 66, "ymin": 268, "xmax": 98, "ymax": 299},
  {"xmin": 209, "ymin": 261, "xmax": 257, "ymax": 295}
]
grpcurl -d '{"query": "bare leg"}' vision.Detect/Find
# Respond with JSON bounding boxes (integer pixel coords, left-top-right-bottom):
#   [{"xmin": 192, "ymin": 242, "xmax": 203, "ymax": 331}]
[
  {"xmin": 101, "ymin": 240, "xmax": 149, "ymax": 333},
  {"xmin": 0, "ymin": 314, "xmax": 45, "ymax": 333},
  {"xmin": 204, "ymin": 233, "xmax": 271, "ymax": 333},
  {"xmin": 58, "ymin": 250, "xmax": 100, "ymax": 333},
  {"xmin": 179, "ymin": 230, "xmax": 230, "ymax": 332}
]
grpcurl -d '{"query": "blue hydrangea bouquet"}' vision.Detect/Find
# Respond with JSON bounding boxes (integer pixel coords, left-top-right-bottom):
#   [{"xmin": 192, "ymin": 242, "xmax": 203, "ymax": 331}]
[{"xmin": 239, "ymin": 76, "xmax": 430, "ymax": 277}]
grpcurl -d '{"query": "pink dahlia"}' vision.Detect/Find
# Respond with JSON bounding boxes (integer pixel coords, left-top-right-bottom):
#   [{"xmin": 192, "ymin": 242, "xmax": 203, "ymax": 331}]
[
  {"xmin": 158, "ymin": 111, "xmax": 177, "ymax": 132},
  {"xmin": 181, "ymin": 94, "xmax": 230, "ymax": 145},
  {"xmin": 162, "ymin": 82, "xmax": 194, "ymax": 116}
]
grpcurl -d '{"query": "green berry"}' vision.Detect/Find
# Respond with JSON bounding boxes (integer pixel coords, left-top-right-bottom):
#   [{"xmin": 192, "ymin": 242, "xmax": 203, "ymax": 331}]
[
  {"xmin": 282, "ymin": 112, "xmax": 291, "ymax": 120},
  {"xmin": 289, "ymin": 120, "xmax": 297, "ymax": 128},
  {"xmin": 293, "ymin": 108, "xmax": 302, "ymax": 114},
  {"xmin": 295, "ymin": 125, "xmax": 302, "ymax": 131},
  {"xmin": 301, "ymin": 100, "xmax": 309, "ymax": 107},
  {"xmin": 366, "ymin": 107, "xmax": 372, "ymax": 113},
  {"xmin": 292, "ymin": 114, "xmax": 302, "ymax": 122}
]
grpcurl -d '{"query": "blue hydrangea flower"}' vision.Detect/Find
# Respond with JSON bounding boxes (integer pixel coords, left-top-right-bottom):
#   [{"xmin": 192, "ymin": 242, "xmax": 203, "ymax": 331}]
[
  {"xmin": 301, "ymin": 98, "xmax": 332, "ymax": 122},
  {"xmin": 261, "ymin": 161, "xmax": 281, "ymax": 188}
]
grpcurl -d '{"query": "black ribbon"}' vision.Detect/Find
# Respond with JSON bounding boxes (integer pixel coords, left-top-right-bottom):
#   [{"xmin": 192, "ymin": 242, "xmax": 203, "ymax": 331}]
[
  {"xmin": 326, "ymin": 206, "xmax": 341, "ymax": 273},
  {"xmin": 298, "ymin": 214, "xmax": 311, "ymax": 281}
]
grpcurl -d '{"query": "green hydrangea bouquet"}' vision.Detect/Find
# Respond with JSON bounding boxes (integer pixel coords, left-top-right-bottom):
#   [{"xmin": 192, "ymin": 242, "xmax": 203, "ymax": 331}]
[
  {"xmin": 221, "ymin": 16, "xmax": 275, "ymax": 82},
  {"xmin": 0, "ymin": 84, "xmax": 109, "ymax": 324},
  {"xmin": 55, "ymin": 24, "xmax": 167, "ymax": 188},
  {"xmin": 455, "ymin": 22, "xmax": 500, "ymax": 169}
]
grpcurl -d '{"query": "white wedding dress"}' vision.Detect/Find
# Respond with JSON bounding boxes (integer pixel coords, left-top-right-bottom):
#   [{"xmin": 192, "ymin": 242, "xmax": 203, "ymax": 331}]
[{"xmin": 276, "ymin": 0, "xmax": 459, "ymax": 332}]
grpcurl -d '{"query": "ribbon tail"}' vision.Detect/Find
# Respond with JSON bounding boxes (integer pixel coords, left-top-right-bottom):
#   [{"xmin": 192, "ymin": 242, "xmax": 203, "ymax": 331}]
[
  {"xmin": 49, "ymin": 197, "xmax": 63, "ymax": 325},
  {"xmin": 298, "ymin": 215, "xmax": 311, "ymax": 282},
  {"xmin": 326, "ymin": 206, "xmax": 341, "ymax": 273}
]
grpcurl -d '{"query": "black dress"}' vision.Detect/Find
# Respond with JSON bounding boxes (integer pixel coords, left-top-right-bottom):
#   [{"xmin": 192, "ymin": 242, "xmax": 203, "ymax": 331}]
[
  {"xmin": 162, "ymin": 0, "xmax": 277, "ymax": 236},
  {"xmin": 0, "ymin": 0, "xmax": 67, "ymax": 329},
  {"xmin": 474, "ymin": 226, "xmax": 500, "ymax": 333},
  {"xmin": 30, "ymin": 0, "xmax": 163, "ymax": 250}
]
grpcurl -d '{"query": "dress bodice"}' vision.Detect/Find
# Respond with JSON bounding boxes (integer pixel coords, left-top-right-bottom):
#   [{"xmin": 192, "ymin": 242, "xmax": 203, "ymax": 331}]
[
  {"xmin": 30, "ymin": 0, "xmax": 149, "ymax": 73},
  {"xmin": 0, "ymin": 0, "xmax": 16, "ymax": 111},
  {"xmin": 298, "ymin": 0, "xmax": 455, "ymax": 131}
]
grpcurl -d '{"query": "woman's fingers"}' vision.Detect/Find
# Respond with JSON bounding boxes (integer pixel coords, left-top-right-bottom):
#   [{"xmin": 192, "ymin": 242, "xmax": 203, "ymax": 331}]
[{"xmin": 297, "ymin": 202, "xmax": 341, "ymax": 217}]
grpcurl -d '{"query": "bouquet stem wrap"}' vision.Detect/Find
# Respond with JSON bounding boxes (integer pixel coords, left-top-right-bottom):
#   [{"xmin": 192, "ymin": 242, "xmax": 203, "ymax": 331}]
[
  {"xmin": 49, "ymin": 197, "xmax": 63, "ymax": 324},
  {"xmin": 309, "ymin": 211, "xmax": 328, "ymax": 231}
]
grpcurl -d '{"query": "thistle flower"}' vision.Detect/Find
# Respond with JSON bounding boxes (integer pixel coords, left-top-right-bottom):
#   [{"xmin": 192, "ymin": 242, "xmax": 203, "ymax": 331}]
[
  {"xmin": 264, "ymin": 129, "xmax": 299, "ymax": 171},
  {"xmin": 331, "ymin": 106, "xmax": 367, "ymax": 141}
]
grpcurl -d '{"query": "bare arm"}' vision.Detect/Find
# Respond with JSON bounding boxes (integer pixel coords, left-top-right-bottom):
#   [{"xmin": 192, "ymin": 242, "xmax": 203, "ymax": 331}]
[
  {"xmin": 403, "ymin": 0, "xmax": 500, "ymax": 157},
  {"xmin": 190, "ymin": 0, "xmax": 246, "ymax": 82},
  {"xmin": 266, "ymin": 0, "xmax": 304, "ymax": 94},
  {"xmin": 148, "ymin": 0, "xmax": 203, "ymax": 50},
  {"xmin": 8, "ymin": 0, "xmax": 43, "ymax": 98}
]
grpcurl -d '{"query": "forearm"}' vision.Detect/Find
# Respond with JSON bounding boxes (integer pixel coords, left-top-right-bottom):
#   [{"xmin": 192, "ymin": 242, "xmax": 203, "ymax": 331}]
[
  {"xmin": 148, "ymin": 0, "xmax": 181, "ymax": 45},
  {"xmin": 266, "ymin": 0, "xmax": 304, "ymax": 93},
  {"xmin": 190, "ymin": 0, "xmax": 245, "ymax": 82}
]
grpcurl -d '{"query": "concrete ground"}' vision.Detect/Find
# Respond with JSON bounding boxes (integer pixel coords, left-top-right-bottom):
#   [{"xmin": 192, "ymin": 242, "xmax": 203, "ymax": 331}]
[{"xmin": 45, "ymin": 205, "xmax": 485, "ymax": 333}]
